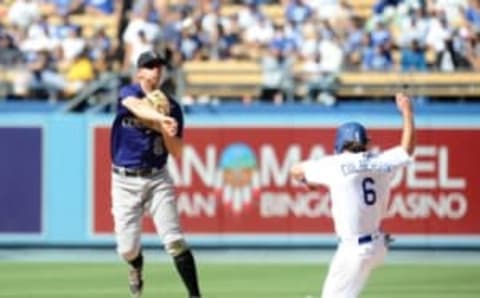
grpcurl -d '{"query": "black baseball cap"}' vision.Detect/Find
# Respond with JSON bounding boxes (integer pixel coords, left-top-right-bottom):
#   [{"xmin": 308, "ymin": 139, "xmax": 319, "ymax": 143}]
[{"xmin": 136, "ymin": 51, "xmax": 167, "ymax": 69}]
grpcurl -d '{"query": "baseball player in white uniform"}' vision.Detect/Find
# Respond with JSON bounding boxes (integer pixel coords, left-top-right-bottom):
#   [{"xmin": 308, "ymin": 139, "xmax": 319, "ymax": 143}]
[{"xmin": 290, "ymin": 93, "xmax": 415, "ymax": 298}]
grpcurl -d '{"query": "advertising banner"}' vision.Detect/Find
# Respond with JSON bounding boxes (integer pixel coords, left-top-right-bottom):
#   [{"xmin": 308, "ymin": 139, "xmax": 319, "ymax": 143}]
[
  {"xmin": 0, "ymin": 127, "xmax": 42, "ymax": 234},
  {"xmin": 93, "ymin": 126, "xmax": 477, "ymax": 236}
]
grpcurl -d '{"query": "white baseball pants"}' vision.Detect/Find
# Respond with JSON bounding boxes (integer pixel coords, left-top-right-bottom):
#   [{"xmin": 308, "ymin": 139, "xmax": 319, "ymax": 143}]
[{"xmin": 321, "ymin": 233, "xmax": 388, "ymax": 298}]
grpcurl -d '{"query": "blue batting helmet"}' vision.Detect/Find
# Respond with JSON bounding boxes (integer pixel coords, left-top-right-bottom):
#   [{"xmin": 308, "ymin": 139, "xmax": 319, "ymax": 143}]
[{"xmin": 334, "ymin": 122, "xmax": 369, "ymax": 153}]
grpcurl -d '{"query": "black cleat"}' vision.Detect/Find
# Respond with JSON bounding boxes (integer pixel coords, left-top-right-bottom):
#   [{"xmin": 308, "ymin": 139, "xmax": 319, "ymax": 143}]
[{"xmin": 128, "ymin": 268, "xmax": 144, "ymax": 298}]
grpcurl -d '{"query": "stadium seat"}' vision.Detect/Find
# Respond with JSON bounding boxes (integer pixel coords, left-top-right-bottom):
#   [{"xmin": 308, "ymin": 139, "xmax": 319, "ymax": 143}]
[
  {"xmin": 182, "ymin": 61, "xmax": 262, "ymax": 97},
  {"xmin": 183, "ymin": 60, "xmax": 260, "ymax": 73}
]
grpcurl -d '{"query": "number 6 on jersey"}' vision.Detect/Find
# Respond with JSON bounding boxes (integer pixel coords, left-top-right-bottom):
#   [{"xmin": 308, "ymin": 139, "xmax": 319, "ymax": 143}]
[{"xmin": 362, "ymin": 177, "xmax": 376, "ymax": 205}]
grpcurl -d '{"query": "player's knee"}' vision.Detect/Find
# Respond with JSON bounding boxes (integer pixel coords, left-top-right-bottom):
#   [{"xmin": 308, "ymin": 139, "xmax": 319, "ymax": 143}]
[
  {"xmin": 117, "ymin": 246, "xmax": 141, "ymax": 261},
  {"xmin": 164, "ymin": 239, "xmax": 188, "ymax": 257}
]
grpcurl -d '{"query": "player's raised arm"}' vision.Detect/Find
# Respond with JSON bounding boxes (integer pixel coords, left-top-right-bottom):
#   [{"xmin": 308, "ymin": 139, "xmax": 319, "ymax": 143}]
[
  {"xmin": 396, "ymin": 92, "xmax": 415, "ymax": 156},
  {"xmin": 290, "ymin": 162, "xmax": 319, "ymax": 191},
  {"xmin": 290, "ymin": 162, "xmax": 306, "ymax": 182}
]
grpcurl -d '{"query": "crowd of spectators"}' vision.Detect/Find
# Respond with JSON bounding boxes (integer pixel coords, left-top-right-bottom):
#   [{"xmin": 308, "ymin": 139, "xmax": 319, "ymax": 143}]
[
  {"xmin": 0, "ymin": 0, "xmax": 479, "ymax": 103},
  {"xmin": 0, "ymin": 0, "xmax": 122, "ymax": 100}
]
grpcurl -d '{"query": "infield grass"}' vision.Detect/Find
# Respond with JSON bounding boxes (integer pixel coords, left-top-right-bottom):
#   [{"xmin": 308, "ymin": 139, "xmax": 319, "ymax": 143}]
[{"xmin": 0, "ymin": 262, "xmax": 478, "ymax": 297}]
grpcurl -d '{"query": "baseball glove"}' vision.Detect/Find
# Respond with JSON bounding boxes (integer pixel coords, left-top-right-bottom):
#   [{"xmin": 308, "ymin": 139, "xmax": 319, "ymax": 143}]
[{"xmin": 145, "ymin": 89, "xmax": 170, "ymax": 115}]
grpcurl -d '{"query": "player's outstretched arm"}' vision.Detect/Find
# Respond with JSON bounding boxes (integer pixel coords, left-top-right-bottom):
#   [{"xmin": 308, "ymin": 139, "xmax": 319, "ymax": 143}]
[
  {"xmin": 290, "ymin": 162, "xmax": 318, "ymax": 190},
  {"xmin": 396, "ymin": 92, "xmax": 415, "ymax": 155}
]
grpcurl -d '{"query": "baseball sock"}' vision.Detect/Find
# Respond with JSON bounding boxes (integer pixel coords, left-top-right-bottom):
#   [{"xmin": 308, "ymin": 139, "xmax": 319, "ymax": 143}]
[
  {"xmin": 173, "ymin": 250, "xmax": 201, "ymax": 298},
  {"xmin": 128, "ymin": 252, "xmax": 143, "ymax": 270}
]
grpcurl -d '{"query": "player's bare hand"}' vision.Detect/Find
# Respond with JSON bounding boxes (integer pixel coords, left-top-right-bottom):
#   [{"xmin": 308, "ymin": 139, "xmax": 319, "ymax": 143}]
[
  {"xmin": 159, "ymin": 115, "xmax": 178, "ymax": 137},
  {"xmin": 395, "ymin": 92, "xmax": 412, "ymax": 115}
]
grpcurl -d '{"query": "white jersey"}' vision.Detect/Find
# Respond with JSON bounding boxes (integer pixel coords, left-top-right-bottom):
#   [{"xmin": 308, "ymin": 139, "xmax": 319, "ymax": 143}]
[{"xmin": 302, "ymin": 146, "xmax": 411, "ymax": 239}]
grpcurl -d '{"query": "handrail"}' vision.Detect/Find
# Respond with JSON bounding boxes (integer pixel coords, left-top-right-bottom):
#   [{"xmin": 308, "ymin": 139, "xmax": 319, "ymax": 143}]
[{"xmin": 61, "ymin": 72, "xmax": 122, "ymax": 113}]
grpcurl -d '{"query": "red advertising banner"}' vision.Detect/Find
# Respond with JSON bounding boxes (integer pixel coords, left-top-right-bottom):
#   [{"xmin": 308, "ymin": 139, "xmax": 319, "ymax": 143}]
[{"xmin": 93, "ymin": 126, "xmax": 479, "ymax": 235}]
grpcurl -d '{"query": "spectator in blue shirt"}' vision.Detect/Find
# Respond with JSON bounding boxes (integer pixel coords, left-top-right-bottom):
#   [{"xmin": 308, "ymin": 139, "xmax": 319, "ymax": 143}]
[
  {"xmin": 89, "ymin": 26, "xmax": 112, "ymax": 62},
  {"xmin": 269, "ymin": 24, "xmax": 297, "ymax": 54},
  {"xmin": 370, "ymin": 20, "xmax": 391, "ymax": 48},
  {"xmin": 401, "ymin": 39, "xmax": 427, "ymax": 71},
  {"xmin": 52, "ymin": 14, "xmax": 79, "ymax": 39},
  {"xmin": 373, "ymin": 0, "xmax": 402, "ymax": 15},
  {"xmin": 162, "ymin": 7, "xmax": 187, "ymax": 44},
  {"xmin": 285, "ymin": 0, "xmax": 312, "ymax": 27},
  {"xmin": 361, "ymin": 33, "xmax": 375, "ymax": 70},
  {"xmin": 372, "ymin": 43, "xmax": 393, "ymax": 70},
  {"xmin": 362, "ymin": 31, "xmax": 393, "ymax": 71},
  {"xmin": 344, "ymin": 19, "xmax": 364, "ymax": 52},
  {"xmin": 177, "ymin": 22, "xmax": 203, "ymax": 61},
  {"xmin": 85, "ymin": 0, "xmax": 120, "ymax": 15},
  {"xmin": 465, "ymin": 2, "xmax": 480, "ymax": 33},
  {"xmin": 214, "ymin": 23, "xmax": 240, "ymax": 60}
]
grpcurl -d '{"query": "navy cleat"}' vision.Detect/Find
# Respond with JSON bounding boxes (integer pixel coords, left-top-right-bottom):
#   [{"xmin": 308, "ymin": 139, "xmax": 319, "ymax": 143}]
[{"xmin": 128, "ymin": 268, "xmax": 144, "ymax": 298}]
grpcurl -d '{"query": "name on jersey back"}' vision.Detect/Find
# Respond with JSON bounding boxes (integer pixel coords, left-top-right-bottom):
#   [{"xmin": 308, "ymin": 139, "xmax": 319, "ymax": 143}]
[{"xmin": 341, "ymin": 159, "xmax": 392, "ymax": 176}]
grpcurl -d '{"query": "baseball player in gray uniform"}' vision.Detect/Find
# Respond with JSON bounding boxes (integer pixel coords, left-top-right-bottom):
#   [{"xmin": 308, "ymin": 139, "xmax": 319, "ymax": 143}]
[
  {"xmin": 290, "ymin": 93, "xmax": 415, "ymax": 298},
  {"xmin": 110, "ymin": 51, "xmax": 201, "ymax": 298}
]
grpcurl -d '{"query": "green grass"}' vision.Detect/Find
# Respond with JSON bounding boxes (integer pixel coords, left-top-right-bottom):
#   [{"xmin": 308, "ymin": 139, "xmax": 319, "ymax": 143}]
[{"xmin": 0, "ymin": 262, "xmax": 478, "ymax": 297}]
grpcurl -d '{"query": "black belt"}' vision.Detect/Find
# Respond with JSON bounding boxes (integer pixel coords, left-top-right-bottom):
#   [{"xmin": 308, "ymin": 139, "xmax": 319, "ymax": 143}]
[
  {"xmin": 357, "ymin": 234, "xmax": 373, "ymax": 244},
  {"xmin": 112, "ymin": 166, "xmax": 161, "ymax": 177},
  {"xmin": 339, "ymin": 234, "xmax": 374, "ymax": 245},
  {"xmin": 340, "ymin": 233, "xmax": 392, "ymax": 245}
]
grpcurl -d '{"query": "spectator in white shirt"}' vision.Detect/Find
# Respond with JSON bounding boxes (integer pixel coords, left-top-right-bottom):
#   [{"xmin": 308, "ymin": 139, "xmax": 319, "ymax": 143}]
[
  {"xmin": 244, "ymin": 15, "xmax": 274, "ymax": 46},
  {"xmin": 61, "ymin": 27, "xmax": 87, "ymax": 63},
  {"xmin": 299, "ymin": 22, "xmax": 319, "ymax": 59},
  {"xmin": 237, "ymin": 0, "xmax": 263, "ymax": 30},
  {"xmin": 310, "ymin": 0, "xmax": 341, "ymax": 21},
  {"xmin": 259, "ymin": 48, "xmax": 295, "ymax": 104},
  {"xmin": 21, "ymin": 17, "xmax": 60, "ymax": 53},
  {"xmin": 398, "ymin": 9, "xmax": 430, "ymax": 47},
  {"xmin": 8, "ymin": 0, "xmax": 41, "ymax": 29},
  {"xmin": 431, "ymin": 0, "xmax": 468, "ymax": 24},
  {"xmin": 122, "ymin": 10, "xmax": 161, "ymax": 71},
  {"xmin": 426, "ymin": 11, "xmax": 455, "ymax": 70},
  {"xmin": 201, "ymin": 1, "xmax": 230, "ymax": 41},
  {"xmin": 129, "ymin": 30, "xmax": 154, "ymax": 69},
  {"xmin": 299, "ymin": 52, "xmax": 339, "ymax": 105},
  {"xmin": 318, "ymin": 36, "xmax": 344, "ymax": 73}
]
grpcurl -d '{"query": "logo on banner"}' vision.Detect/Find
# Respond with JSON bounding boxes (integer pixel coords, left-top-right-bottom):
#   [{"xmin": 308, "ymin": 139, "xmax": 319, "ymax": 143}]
[
  {"xmin": 214, "ymin": 143, "xmax": 261, "ymax": 214},
  {"xmin": 171, "ymin": 141, "xmax": 331, "ymax": 219}
]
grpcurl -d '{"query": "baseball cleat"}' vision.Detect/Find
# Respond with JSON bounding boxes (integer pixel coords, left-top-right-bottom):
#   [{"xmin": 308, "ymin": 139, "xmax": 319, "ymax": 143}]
[{"xmin": 128, "ymin": 268, "xmax": 144, "ymax": 298}]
